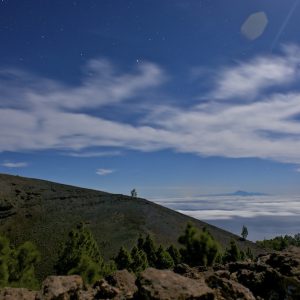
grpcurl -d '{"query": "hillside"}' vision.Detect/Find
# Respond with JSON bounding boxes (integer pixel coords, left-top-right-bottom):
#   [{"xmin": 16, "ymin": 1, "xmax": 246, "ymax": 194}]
[{"xmin": 0, "ymin": 173, "xmax": 263, "ymax": 280}]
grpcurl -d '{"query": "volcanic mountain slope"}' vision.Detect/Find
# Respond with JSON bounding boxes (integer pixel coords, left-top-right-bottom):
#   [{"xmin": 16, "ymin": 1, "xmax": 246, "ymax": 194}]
[{"xmin": 0, "ymin": 173, "xmax": 263, "ymax": 280}]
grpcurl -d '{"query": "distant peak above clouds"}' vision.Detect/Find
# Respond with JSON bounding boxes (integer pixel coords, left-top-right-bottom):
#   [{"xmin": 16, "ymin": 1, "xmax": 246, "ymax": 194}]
[{"xmin": 230, "ymin": 190, "xmax": 269, "ymax": 197}]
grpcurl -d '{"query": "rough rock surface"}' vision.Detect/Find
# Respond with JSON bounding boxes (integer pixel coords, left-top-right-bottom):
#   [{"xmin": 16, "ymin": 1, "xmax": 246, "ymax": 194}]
[
  {"xmin": 0, "ymin": 288, "xmax": 38, "ymax": 300},
  {"xmin": 105, "ymin": 269, "xmax": 138, "ymax": 299},
  {"xmin": 205, "ymin": 273, "xmax": 256, "ymax": 300},
  {"xmin": 136, "ymin": 268, "xmax": 214, "ymax": 300},
  {"xmin": 39, "ymin": 275, "xmax": 84, "ymax": 299},
  {"xmin": 1, "ymin": 247, "xmax": 300, "ymax": 299}
]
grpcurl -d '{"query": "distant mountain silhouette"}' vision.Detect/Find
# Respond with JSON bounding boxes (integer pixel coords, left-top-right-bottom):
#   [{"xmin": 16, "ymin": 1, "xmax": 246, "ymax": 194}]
[{"xmin": 230, "ymin": 190, "xmax": 269, "ymax": 196}]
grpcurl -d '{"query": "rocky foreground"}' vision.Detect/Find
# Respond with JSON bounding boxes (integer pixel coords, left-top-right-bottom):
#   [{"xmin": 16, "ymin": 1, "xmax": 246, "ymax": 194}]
[{"xmin": 1, "ymin": 247, "xmax": 300, "ymax": 300}]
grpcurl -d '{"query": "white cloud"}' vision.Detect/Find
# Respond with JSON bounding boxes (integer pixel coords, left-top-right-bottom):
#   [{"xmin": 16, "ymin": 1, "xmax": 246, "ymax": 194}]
[
  {"xmin": 147, "ymin": 92, "xmax": 300, "ymax": 163},
  {"xmin": 2, "ymin": 161, "xmax": 28, "ymax": 168},
  {"xmin": 0, "ymin": 48, "xmax": 300, "ymax": 165},
  {"xmin": 66, "ymin": 150, "xmax": 122, "ymax": 157},
  {"xmin": 209, "ymin": 44, "xmax": 300, "ymax": 100},
  {"xmin": 155, "ymin": 195, "xmax": 300, "ymax": 220},
  {"xmin": 96, "ymin": 168, "xmax": 115, "ymax": 176},
  {"xmin": 0, "ymin": 59, "xmax": 165, "ymax": 111}
]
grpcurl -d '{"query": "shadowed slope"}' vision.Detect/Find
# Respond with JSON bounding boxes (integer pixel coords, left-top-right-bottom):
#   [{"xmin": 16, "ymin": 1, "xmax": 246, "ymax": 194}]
[{"xmin": 0, "ymin": 173, "xmax": 263, "ymax": 280}]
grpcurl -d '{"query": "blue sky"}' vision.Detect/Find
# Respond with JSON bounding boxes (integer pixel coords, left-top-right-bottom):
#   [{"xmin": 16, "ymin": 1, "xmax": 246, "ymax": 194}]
[{"xmin": 1, "ymin": 0, "xmax": 300, "ymax": 199}]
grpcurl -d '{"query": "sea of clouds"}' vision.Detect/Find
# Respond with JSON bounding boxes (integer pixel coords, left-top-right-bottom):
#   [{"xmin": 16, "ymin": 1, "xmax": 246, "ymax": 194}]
[{"xmin": 154, "ymin": 195, "xmax": 300, "ymax": 241}]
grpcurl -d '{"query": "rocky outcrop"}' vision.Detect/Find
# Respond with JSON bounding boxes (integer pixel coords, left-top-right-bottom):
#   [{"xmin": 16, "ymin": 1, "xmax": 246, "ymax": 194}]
[
  {"xmin": 1, "ymin": 247, "xmax": 300, "ymax": 299},
  {"xmin": 38, "ymin": 275, "xmax": 84, "ymax": 299},
  {"xmin": 105, "ymin": 269, "xmax": 138, "ymax": 298},
  {"xmin": 175, "ymin": 247, "xmax": 300, "ymax": 300},
  {"xmin": 136, "ymin": 268, "xmax": 214, "ymax": 299}
]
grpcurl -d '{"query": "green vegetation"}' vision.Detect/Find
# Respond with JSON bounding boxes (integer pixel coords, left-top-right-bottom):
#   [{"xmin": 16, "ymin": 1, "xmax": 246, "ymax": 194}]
[
  {"xmin": 156, "ymin": 245, "xmax": 174, "ymax": 269},
  {"xmin": 241, "ymin": 225, "xmax": 248, "ymax": 240},
  {"xmin": 130, "ymin": 246, "xmax": 148, "ymax": 273},
  {"xmin": 178, "ymin": 223, "xmax": 221, "ymax": 267},
  {"xmin": 245, "ymin": 247, "xmax": 254, "ymax": 260},
  {"xmin": 223, "ymin": 240, "xmax": 242, "ymax": 263},
  {"xmin": 0, "ymin": 220, "xmax": 258, "ymax": 289},
  {"xmin": 115, "ymin": 246, "xmax": 132, "ymax": 270},
  {"xmin": 138, "ymin": 235, "xmax": 157, "ymax": 267},
  {"xmin": 114, "ymin": 223, "xmax": 254, "ymax": 272},
  {"xmin": 166, "ymin": 245, "xmax": 181, "ymax": 265},
  {"xmin": 256, "ymin": 233, "xmax": 300, "ymax": 251},
  {"xmin": 114, "ymin": 234, "xmax": 176, "ymax": 273},
  {"xmin": 54, "ymin": 223, "xmax": 115, "ymax": 284},
  {"xmin": 0, "ymin": 236, "xmax": 40, "ymax": 289}
]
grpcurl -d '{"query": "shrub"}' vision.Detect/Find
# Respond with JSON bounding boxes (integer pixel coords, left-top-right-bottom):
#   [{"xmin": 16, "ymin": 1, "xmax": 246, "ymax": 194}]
[
  {"xmin": 68, "ymin": 255, "xmax": 99, "ymax": 285},
  {"xmin": 0, "ymin": 236, "xmax": 40, "ymax": 289}
]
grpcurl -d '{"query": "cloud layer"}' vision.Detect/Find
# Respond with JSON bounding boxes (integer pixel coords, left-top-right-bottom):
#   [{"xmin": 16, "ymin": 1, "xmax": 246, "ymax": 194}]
[
  {"xmin": 1, "ymin": 45, "xmax": 300, "ymax": 164},
  {"xmin": 154, "ymin": 194, "xmax": 300, "ymax": 220}
]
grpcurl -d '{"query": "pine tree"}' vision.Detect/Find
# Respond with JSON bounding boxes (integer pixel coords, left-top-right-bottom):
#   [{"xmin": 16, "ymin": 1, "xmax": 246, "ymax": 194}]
[
  {"xmin": 115, "ymin": 246, "xmax": 132, "ymax": 270},
  {"xmin": 241, "ymin": 225, "xmax": 248, "ymax": 240},
  {"xmin": 167, "ymin": 245, "xmax": 181, "ymax": 265},
  {"xmin": 178, "ymin": 223, "xmax": 220, "ymax": 267},
  {"xmin": 130, "ymin": 246, "xmax": 148, "ymax": 273},
  {"xmin": 142, "ymin": 235, "xmax": 157, "ymax": 267},
  {"xmin": 155, "ymin": 245, "xmax": 174, "ymax": 269},
  {"xmin": 55, "ymin": 223, "xmax": 104, "ymax": 282}
]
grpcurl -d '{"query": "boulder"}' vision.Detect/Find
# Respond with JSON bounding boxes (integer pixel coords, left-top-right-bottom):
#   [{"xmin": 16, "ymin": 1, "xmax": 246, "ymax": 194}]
[
  {"xmin": 136, "ymin": 268, "xmax": 215, "ymax": 300},
  {"xmin": 0, "ymin": 287, "xmax": 37, "ymax": 300},
  {"xmin": 93, "ymin": 279, "xmax": 120, "ymax": 299},
  {"xmin": 174, "ymin": 263, "xmax": 205, "ymax": 280},
  {"xmin": 40, "ymin": 275, "xmax": 83, "ymax": 300},
  {"xmin": 105, "ymin": 269, "xmax": 137, "ymax": 299},
  {"xmin": 205, "ymin": 273, "xmax": 255, "ymax": 300},
  {"xmin": 227, "ymin": 249, "xmax": 300, "ymax": 299},
  {"xmin": 265, "ymin": 247, "xmax": 300, "ymax": 278}
]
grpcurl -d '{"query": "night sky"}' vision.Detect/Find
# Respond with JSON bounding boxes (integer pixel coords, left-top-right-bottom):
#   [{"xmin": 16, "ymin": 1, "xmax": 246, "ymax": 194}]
[{"xmin": 1, "ymin": 0, "xmax": 300, "ymax": 204}]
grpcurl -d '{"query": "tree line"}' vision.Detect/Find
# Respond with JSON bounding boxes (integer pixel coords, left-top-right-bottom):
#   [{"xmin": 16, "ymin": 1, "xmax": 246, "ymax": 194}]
[
  {"xmin": 256, "ymin": 233, "xmax": 300, "ymax": 251},
  {"xmin": 0, "ymin": 222, "xmax": 256, "ymax": 288}
]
